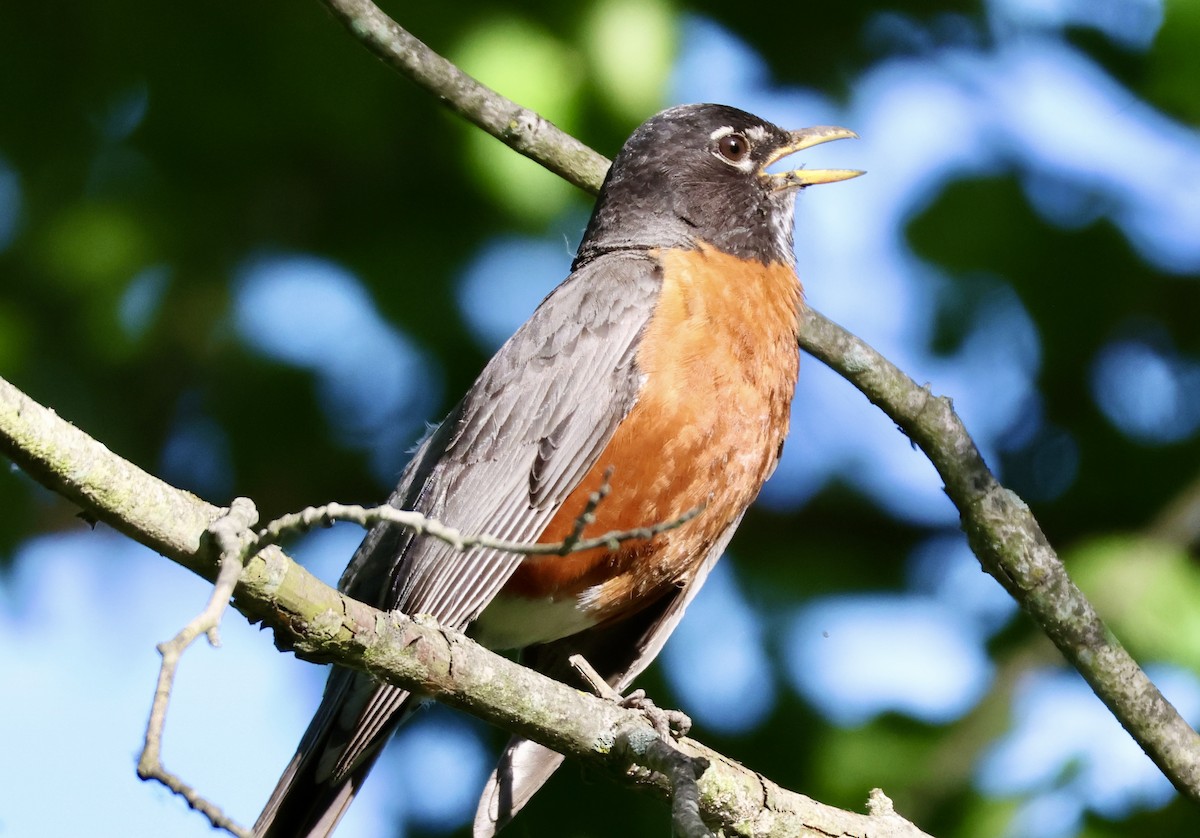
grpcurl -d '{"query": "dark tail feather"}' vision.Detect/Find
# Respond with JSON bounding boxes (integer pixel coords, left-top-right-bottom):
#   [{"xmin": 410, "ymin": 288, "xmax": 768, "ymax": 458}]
[
  {"xmin": 254, "ymin": 745, "xmax": 383, "ymax": 838},
  {"xmin": 254, "ymin": 670, "xmax": 416, "ymax": 838},
  {"xmin": 474, "ymin": 737, "xmax": 565, "ymax": 838}
]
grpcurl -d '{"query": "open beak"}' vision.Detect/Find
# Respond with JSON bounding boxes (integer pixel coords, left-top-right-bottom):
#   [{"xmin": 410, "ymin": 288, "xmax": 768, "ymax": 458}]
[{"xmin": 761, "ymin": 126, "xmax": 864, "ymax": 189}]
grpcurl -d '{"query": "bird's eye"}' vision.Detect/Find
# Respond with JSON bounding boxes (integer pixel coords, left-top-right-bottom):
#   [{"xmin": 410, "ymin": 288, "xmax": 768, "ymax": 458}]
[{"xmin": 717, "ymin": 133, "xmax": 750, "ymax": 163}]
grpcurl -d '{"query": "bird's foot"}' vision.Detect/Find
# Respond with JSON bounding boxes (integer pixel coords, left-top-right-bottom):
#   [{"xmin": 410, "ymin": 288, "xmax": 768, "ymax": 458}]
[
  {"xmin": 568, "ymin": 655, "xmax": 691, "ymax": 741},
  {"xmin": 618, "ymin": 689, "xmax": 692, "ymax": 740}
]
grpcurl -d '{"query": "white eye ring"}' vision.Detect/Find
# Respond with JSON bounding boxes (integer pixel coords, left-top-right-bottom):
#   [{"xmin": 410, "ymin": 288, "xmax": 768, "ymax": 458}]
[
  {"xmin": 717, "ymin": 133, "xmax": 750, "ymax": 163},
  {"xmin": 709, "ymin": 126, "xmax": 756, "ymax": 171}
]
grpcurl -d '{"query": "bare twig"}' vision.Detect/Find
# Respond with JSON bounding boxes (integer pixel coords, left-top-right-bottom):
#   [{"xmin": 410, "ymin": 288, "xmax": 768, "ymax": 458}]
[
  {"xmin": 128, "ymin": 473, "xmax": 693, "ymax": 835},
  {"xmin": 252, "ymin": 497, "xmax": 702, "ymax": 559},
  {"xmin": 561, "ymin": 466, "xmax": 614, "ymax": 553},
  {"xmin": 136, "ymin": 497, "xmax": 260, "ymax": 838},
  {"xmin": 133, "ymin": 474, "xmax": 692, "ymax": 834},
  {"xmin": 571, "ymin": 653, "xmax": 692, "ymax": 747},
  {"xmin": 573, "ymin": 659, "xmax": 711, "ymax": 837},
  {"xmin": 570, "ymin": 653, "xmax": 623, "ymax": 701}
]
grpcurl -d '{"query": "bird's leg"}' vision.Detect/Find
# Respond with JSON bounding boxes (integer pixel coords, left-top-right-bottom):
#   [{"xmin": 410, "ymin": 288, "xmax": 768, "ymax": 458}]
[
  {"xmin": 568, "ymin": 654, "xmax": 692, "ymax": 740},
  {"xmin": 569, "ymin": 653, "xmax": 712, "ymax": 838}
]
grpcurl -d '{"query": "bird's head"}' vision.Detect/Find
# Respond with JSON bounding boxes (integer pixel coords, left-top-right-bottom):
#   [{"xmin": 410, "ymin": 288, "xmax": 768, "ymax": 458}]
[{"xmin": 576, "ymin": 103, "xmax": 862, "ymax": 267}]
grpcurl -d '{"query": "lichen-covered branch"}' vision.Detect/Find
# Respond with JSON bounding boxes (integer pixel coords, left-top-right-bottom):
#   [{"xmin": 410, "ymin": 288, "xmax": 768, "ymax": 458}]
[{"xmin": 0, "ymin": 374, "xmax": 929, "ymax": 837}]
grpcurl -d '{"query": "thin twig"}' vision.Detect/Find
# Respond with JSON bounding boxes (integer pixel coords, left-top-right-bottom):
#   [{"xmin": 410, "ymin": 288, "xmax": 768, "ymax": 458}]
[
  {"xmin": 570, "ymin": 653, "xmax": 623, "ymax": 701},
  {"xmin": 252, "ymin": 499, "xmax": 703, "ymax": 559},
  {"xmin": 136, "ymin": 498, "xmax": 260, "ymax": 838},
  {"xmin": 135, "ymin": 463, "xmax": 690, "ymax": 834},
  {"xmin": 561, "ymin": 466, "xmax": 614, "ymax": 553},
  {"xmin": 573, "ymin": 657, "xmax": 712, "ymax": 837},
  {"xmin": 571, "ymin": 654, "xmax": 692, "ymax": 740}
]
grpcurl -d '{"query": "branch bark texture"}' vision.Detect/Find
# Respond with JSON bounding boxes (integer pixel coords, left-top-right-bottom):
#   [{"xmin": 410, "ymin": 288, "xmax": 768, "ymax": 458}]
[{"xmin": 315, "ymin": 0, "xmax": 1200, "ymax": 804}]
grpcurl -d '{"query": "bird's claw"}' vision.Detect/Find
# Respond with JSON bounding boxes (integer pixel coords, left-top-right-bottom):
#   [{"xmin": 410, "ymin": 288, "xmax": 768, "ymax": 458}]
[
  {"xmin": 568, "ymin": 654, "xmax": 691, "ymax": 740},
  {"xmin": 619, "ymin": 690, "xmax": 692, "ymax": 740}
]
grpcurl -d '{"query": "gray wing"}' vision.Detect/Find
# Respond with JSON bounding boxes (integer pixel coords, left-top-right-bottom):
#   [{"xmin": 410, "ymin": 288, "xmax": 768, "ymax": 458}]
[
  {"xmin": 473, "ymin": 513, "xmax": 744, "ymax": 837},
  {"xmin": 255, "ymin": 251, "xmax": 664, "ymax": 838},
  {"xmin": 341, "ymin": 249, "xmax": 663, "ymax": 622}
]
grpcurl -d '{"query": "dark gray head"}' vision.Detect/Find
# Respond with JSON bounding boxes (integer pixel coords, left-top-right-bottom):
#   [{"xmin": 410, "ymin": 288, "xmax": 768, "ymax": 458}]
[{"xmin": 574, "ymin": 103, "xmax": 861, "ymax": 268}]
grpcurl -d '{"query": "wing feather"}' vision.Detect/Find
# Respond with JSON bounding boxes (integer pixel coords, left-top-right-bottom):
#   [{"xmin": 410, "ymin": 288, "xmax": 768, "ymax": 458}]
[{"xmin": 351, "ymin": 251, "xmax": 663, "ymax": 628}]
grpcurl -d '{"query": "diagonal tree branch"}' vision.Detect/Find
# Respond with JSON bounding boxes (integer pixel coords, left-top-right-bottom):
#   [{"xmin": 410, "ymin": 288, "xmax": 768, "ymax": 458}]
[
  {"xmin": 800, "ymin": 310, "xmax": 1200, "ymax": 800},
  {"xmin": 315, "ymin": 0, "xmax": 1200, "ymax": 803},
  {"xmin": 0, "ymin": 374, "xmax": 931, "ymax": 838}
]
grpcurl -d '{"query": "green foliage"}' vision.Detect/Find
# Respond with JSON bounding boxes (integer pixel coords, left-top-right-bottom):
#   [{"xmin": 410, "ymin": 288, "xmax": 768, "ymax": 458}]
[{"xmin": 1069, "ymin": 536, "xmax": 1200, "ymax": 669}]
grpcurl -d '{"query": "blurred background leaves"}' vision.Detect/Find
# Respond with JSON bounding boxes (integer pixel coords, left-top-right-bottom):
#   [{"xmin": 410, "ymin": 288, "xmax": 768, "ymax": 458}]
[{"xmin": 2, "ymin": 1, "xmax": 1199, "ymax": 837}]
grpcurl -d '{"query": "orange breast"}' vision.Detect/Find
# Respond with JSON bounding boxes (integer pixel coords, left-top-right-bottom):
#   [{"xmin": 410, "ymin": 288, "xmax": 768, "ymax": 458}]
[{"xmin": 503, "ymin": 243, "xmax": 801, "ymax": 625}]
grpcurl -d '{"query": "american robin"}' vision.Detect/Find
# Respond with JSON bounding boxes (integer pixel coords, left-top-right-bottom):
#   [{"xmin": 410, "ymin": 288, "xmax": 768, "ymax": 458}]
[{"xmin": 254, "ymin": 103, "xmax": 860, "ymax": 838}]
